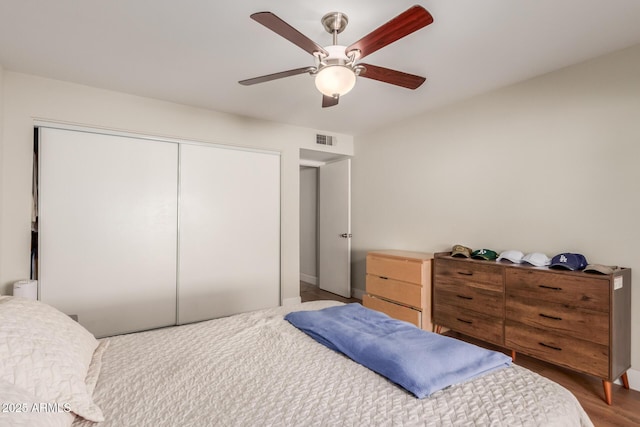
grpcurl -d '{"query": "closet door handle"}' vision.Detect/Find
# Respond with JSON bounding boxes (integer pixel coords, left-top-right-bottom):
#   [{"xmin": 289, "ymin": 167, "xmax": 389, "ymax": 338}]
[{"xmin": 539, "ymin": 313, "xmax": 562, "ymax": 321}]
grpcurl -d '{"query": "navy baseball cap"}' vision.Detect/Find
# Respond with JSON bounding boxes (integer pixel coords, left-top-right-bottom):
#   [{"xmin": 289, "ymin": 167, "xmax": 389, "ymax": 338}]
[{"xmin": 549, "ymin": 253, "xmax": 588, "ymax": 271}]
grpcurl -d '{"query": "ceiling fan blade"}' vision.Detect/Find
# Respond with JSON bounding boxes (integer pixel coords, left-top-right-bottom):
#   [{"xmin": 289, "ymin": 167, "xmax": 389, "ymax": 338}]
[
  {"xmin": 251, "ymin": 12, "xmax": 328, "ymax": 57},
  {"xmin": 346, "ymin": 5, "xmax": 433, "ymax": 60},
  {"xmin": 322, "ymin": 94, "xmax": 339, "ymax": 108},
  {"xmin": 239, "ymin": 67, "xmax": 314, "ymax": 86},
  {"xmin": 358, "ymin": 64, "xmax": 426, "ymax": 89}
]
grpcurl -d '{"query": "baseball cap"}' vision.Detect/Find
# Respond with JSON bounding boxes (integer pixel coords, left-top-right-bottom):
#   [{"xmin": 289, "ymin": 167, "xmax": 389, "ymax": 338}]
[
  {"xmin": 451, "ymin": 244, "xmax": 472, "ymax": 258},
  {"xmin": 521, "ymin": 252, "xmax": 551, "ymax": 267},
  {"xmin": 497, "ymin": 250, "xmax": 524, "ymax": 264},
  {"xmin": 584, "ymin": 264, "xmax": 618, "ymax": 275},
  {"xmin": 549, "ymin": 253, "xmax": 588, "ymax": 271},
  {"xmin": 471, "ymin": 249, "xmax": 498, "ymax": 260}
]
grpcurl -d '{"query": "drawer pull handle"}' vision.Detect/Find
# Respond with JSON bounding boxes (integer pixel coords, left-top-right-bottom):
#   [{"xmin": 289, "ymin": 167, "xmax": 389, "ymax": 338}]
[
  {"xmin": 379, "ymin": 276, "xmax": 389, "ymax": 280},
  {"xmin": 457, "ymin": 271, "xmax": 473, "ymax": 276},
  {"xmin": 539, "ymin": 285, "xmax": 563, "ymax": 291},
  {"xmin": 539, "ymin": 342, "xmax": 562, "ymax": 351},
  {"xmin": 456, "ymin": 318, "xmax": 473, "ymax": 325},
  {"xmin": 539, "ymin": 313, "xmax": 562, "ymax": 321},
  {"xmin": 456, "ymin": 295, "xmax": 473, "ymax": 300}
]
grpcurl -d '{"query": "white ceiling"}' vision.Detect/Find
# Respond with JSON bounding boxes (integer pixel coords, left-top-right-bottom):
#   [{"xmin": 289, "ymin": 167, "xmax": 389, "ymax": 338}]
[{"xmin": 1, "ymin": 1, "xmax": 640, "ymax": 136}]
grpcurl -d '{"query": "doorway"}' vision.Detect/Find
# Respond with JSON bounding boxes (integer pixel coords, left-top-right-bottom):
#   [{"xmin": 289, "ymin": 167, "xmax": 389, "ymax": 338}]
[
  {"xmin": 299, "ymin": 156, "xmax": 352, "ymax": 299},
  {"xmin": 300, "ymin": 166, "xmax": 318, "ymax": 286}
]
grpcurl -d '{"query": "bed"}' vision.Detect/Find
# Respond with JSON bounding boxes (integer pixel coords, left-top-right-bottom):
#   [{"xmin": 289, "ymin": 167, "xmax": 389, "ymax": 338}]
[{"xmin": 1, "ymin": 296, "xmax": 593, "ymax": 426}]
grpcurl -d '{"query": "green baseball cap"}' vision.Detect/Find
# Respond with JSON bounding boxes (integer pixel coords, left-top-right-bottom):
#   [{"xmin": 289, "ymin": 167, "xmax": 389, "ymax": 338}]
[{"xmin": 471, "ymin": 249, "xmax": 498, "ymax": 260}]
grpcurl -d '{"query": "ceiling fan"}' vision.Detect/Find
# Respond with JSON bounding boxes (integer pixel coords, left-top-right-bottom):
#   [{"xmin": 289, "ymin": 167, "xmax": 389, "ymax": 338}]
[{"xmin": 239, "ymin": 5, "xmax": 434, "ymax": 108}]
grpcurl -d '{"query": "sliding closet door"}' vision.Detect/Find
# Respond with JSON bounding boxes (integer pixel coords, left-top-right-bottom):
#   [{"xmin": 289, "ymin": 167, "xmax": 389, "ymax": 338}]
[
  {"xmin": 178, "ymin": 143, "xmax": 280, "ymax": 324},
  {"xmin": 38, "ymin": 128, "xmax": 178, "ymax": 337}
]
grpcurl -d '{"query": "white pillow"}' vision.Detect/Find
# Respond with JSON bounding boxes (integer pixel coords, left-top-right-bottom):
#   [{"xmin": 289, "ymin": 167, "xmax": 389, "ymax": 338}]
[
  {"xmin": 0, "ymin": 296, "xmax": 104, "ymax": 422},
  {"xmin": 0, "ymin": 379, "xmax": 75, "ymax": 427}
]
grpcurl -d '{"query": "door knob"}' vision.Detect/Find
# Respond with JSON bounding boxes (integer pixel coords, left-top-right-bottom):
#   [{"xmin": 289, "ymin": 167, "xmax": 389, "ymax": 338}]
[{"xmin": 339, "ymin": 233, "xmax": 352, "ymax": 238}]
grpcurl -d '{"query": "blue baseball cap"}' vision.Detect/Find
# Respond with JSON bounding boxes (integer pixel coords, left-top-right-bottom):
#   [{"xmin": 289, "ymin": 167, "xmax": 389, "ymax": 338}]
[{"xmin": 549, "ymin": 253, "xmax": 588, "ymax": 271}]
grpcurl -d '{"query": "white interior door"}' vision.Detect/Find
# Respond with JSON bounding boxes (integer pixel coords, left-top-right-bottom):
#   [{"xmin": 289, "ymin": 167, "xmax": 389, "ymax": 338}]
[
  {"xmin": 319, "ymin": 158, "xmax": 351, "ymax": 298},
  {"xmin": 178, "ymin": 143, "xmax": 280, "ymax": 324},
  {"xmin": 38, "ymin": 127, "xmax": 178, "ymax": 338}
]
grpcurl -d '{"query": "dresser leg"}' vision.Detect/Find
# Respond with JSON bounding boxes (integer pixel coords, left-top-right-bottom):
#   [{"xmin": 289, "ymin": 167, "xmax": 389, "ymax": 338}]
[
  {"xmin": 511, "ymin": 350, "xmax": 516, "ymax": 362},
  {"xmin": 621, "ymin": 372, "xmax": 630, "ymax": 390},
  {"xmin": 435, "ymin": 325, "xmax": 442, "ymax": 334},
  {"xmin": 602, "ymin": 380, "xmax": 612, "ymax": 405}
]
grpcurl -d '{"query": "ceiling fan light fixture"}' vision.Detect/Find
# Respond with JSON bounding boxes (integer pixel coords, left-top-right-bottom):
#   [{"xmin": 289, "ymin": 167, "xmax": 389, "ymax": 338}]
[{"xmin": 315, "ymin": 65, "xmax": 356, "ymax": 97}]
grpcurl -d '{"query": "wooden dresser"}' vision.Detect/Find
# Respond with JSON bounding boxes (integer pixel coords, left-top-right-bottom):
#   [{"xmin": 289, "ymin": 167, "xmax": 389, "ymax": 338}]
[
  {"xmin": 433, "ymin": 252, "xmax": 632, "ymax": 405},
  {"xmin": 432, "ymin": 256, "xmax": 504, "ymax": 345},
  {"xmin": 363, "ymin": 250, "xmax": 433, "ymax": 331}
]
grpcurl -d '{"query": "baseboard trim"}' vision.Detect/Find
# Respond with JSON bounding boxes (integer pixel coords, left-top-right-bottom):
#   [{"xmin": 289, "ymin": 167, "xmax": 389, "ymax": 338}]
[
  {"xmin": 282, "ymin": 296, "xmax": 302, "ymax": 306},
  {"xmin": 352, "ymin": 287, "xmax": 365, "ymax": 300},
  {"xmin": 300, "ymin": 273, "xmax": 318, "ymax": 286}
]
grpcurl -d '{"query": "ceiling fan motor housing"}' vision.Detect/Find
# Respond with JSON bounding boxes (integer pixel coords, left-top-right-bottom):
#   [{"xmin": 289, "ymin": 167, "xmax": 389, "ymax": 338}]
[{"xmin": 321, "ymin": 45, "xmax": 351, "ymax": 66}]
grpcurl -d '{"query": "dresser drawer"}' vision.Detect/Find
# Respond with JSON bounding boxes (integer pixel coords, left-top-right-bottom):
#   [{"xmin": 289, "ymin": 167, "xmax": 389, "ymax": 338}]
[
  {"xmin": 433, "ymin": 304, "xmax": 503, "ymax": 345},
  {"xmin": 505, "ymin": 321, "xmax": 609, "ymax": 378},
  {"xmin": 367, "ymin": 254, "xmax": 424, "ymax": 284},
  {"xmin": 506, "ymin": 269, "xmax": 609, "ymax": 312},
  {"xmin": 363, "ymin": 295, "xmax": 421, "ymax": 327},
  {"xmin": 434, "ymin": 284, "xmax": 503, "ymax": 317},
  {"xmin": 506, "ymin": 296, "xmax": 608, "ymax": 346},
  {"xmin": 435, "ymin": 259, "xmax": 503, "ymax": 292},
  {"xmin": 366, "ymin": 274, "xmax": 422, "ymax": 309}
]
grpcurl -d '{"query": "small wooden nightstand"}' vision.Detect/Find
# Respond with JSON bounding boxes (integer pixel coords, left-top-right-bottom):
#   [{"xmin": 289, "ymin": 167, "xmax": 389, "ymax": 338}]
[{"xmin": 363, "ymin": 250, "xmax": 433, "ymax": 331}]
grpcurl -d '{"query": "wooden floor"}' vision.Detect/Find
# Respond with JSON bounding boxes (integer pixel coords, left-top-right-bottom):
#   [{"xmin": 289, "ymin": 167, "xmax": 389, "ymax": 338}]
[
  {"xmin": 300, "ymin": 281, "xmax": 361, "ymax": 304},
  {"xmin": 300, "ymin": 281, "xmax": 640, "ymax": 427}
]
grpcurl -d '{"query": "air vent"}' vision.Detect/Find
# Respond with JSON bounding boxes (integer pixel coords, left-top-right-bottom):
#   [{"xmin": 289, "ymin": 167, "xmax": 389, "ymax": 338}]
[{"xmin": 316, "ymin": 134, "xmax": 335, "ymax": 146}]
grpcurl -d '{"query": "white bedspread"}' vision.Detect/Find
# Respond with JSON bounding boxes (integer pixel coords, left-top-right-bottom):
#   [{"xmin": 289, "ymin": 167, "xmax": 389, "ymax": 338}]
[{"xmin": 73, "ymin": 301, "xmax": 593, "ymax": 427}]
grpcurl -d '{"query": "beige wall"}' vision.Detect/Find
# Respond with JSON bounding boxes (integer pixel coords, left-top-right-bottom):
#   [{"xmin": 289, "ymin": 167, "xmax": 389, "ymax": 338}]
[
  {"xmin": 0, "ymin": 64, "xmax": 5, "ymax": 284},
  {"xmin": 0, "ymin": 65, "xmax": 4, "ymax": 285},
  {"xmin": 0, "ymin": 71, "xmax": 354, "ymax": 304},
  {"xmin": 352, "ymin": 45, "xmax": 640, "ymax": 373}
]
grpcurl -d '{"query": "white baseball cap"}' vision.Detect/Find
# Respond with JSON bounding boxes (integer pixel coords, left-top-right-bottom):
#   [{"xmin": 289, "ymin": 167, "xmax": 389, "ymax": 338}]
[
  {"xmin": 497, "ymin": 250, "xmax": 524, "ymax": 264},
  {"xmin": 521, "ymin": 252, "xmax": 551, "ymax": 267}
]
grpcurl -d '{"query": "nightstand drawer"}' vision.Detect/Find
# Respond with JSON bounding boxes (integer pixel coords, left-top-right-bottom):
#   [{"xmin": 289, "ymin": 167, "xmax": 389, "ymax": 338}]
[
  {"xmin": 435, "ymin": 259, "xmax": 503, "ymax": 292},
  {"xmin": 506, "ymin": 296, "xmax": 608, "ymax": 346},
  {"xmin": 363, "ymin": 295, "xmax": 421, "ymax": 328},
  {"xmin": 367, "ymin": 254, "xmax": 423, "ymax": 284},
  {"xmin": 506, "ymin": 269, "xmax": 609, "ymax": 312},
  {"xmin": 433, "ymin": 304, "xmax": 503, "ymax": 345},
  {"xmin": 434, "ymin": 284, "xmax": 503, "ymax": 317},
  {"xmin": 506, "ymin": 321, "xmax": 609, "ymax": 378},
  {"xmin": 366, "ymin": 274, "xmax": 422, "ymax": 308}
]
